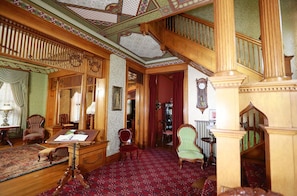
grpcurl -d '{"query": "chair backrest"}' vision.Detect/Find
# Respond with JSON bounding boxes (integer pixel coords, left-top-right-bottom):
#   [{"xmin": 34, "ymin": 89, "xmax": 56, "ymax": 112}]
[
  {"xmin": 27, "ymin": 114, "xmax": 45, "ymax": 130},
  {"xmin": 177, "ymin": 124, "xmax": 201, "ymax": 152},
  {"xmin": 118, "ymin": 128, "xmax": 133, "ymax": 145},
  {"xmin": 59, "ymin": 113, "xmax": 69, "ymax": 125}
]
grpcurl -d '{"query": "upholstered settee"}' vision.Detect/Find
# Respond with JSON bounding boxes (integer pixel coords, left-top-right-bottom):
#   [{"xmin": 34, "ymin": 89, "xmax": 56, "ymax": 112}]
[{"xmin": 218, "ymin": 187, "xmax": 282, "ymax": 196}]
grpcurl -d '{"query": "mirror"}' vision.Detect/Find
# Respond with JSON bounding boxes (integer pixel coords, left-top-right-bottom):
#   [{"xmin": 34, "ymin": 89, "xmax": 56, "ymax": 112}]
[{"xmin": 57, "ymin": 75, "xmax": 95, "ymax": 129}]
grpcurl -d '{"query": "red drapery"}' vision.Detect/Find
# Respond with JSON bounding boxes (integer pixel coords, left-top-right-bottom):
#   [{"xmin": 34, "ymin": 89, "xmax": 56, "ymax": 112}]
[
  {"xmin": 148, "ymin": 75, "xmax": 157, "ymax": 147},
  {"xmin": 172, "ymin": 72, "xmax": 184, "ymax": 149}
]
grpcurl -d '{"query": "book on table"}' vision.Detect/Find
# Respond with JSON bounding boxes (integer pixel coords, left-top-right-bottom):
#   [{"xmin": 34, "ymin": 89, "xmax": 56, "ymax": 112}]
[{"xmin": 54, "ymin": 130, "xmax": 88, "ymax": 142}]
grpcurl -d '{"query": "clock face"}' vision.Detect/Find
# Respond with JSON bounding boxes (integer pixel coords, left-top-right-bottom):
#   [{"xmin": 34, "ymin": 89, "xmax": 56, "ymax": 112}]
[{"xmin": 198, "ymin": 82, "xmax": 206, "ymax": 89}]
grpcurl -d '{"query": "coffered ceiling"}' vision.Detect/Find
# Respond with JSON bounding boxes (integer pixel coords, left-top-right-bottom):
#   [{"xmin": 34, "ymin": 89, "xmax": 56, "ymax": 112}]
[{"xmin": 19, "ymin": 0, "xmax": 212, "ymax": 67}]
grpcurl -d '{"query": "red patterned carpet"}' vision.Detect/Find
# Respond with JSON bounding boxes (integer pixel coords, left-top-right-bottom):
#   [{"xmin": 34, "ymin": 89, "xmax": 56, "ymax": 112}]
[{"xmin": 39, "ymin": 148, "xmax": 216, "ymax": 196}]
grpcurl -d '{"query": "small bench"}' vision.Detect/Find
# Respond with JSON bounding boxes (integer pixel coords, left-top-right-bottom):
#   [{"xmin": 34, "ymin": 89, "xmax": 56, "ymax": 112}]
[{"xmin": 38, "ymin": 144, "xmax": 69, "ymax": 164}]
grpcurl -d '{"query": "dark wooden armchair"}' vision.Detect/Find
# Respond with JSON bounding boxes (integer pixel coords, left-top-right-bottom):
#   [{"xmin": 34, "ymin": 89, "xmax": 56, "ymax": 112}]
[
  {"xmin": 23, "ymin": 114, "xmax": 45, "ymax": 144},
  {"xmin": 59, "ymin": 113, "xmax": 75, "ymax": 129}
]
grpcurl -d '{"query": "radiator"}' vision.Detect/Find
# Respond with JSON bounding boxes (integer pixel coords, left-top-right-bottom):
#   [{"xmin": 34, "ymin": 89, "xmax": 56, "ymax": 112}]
[{"xmin": 195, "ymin": 120, "xmax": 216, "ymax": 158}]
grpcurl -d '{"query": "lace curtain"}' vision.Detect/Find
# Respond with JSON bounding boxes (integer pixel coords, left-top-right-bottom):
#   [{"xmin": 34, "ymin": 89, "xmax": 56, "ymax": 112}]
[{"xmin": 0, "ymin": 68, "xmax": 29, "ymax": 129}]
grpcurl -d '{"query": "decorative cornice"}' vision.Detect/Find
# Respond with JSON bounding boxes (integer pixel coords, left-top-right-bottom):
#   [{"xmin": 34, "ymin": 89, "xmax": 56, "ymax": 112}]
[
  {"xmin": 0, "ymin": 57, "xmax": 58, "ymax": 74},
  {"xmin": 209, "ymin": 74, "xmax": 247, "ymax": 89},
  {"xmin": 239, "ymin": 80, "xmax": 297, "ymax": 93},
  {"xmin": 211, "ymin": 128, "xmax": 246, "ymax": 139},
  {"xmin": 264, "ymin": 126, "xmax": 297, "ymax": 135}
]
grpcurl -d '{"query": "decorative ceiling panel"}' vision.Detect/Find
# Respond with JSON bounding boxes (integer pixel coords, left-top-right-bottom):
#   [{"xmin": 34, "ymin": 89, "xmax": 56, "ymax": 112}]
[
  {"xmin": 120, "ymin": 33, "xmax": 164, "ymax": 58},
  {"xmin": 57, "ymin": 0, "xmax": 118, "ymax": 10},
  {"xmin": 67, "ymin": 6, "xmax": 118, "ymax": 23},
  {"xmin": 122, "ymin": 0, "xmax": 141, "ymax": 16}
]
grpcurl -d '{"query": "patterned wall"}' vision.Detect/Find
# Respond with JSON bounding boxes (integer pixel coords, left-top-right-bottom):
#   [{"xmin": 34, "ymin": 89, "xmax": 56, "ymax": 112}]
[{"xmin": 106, "ymin": 54, "xmax": 126, "ymax": 156}]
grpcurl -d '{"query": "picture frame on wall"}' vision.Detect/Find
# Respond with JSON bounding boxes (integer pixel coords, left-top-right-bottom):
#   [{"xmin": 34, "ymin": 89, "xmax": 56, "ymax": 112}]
[
  {"xmin": 112, "ymin": 86, "xmax": 122, "ymax": 111},
  {"xmin": 209, "ymin": 109, "xmax": 216, "ymax": 121}
]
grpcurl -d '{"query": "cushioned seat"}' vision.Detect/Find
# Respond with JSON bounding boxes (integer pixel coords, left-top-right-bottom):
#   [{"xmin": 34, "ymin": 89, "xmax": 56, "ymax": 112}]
[
  {"xmin": 218, "ymin": 187, "xmax": 282, "ymax": 196},
  {"xmin": 176, "ymin": 124, "xmax": 204, "ymax": 169},
  {"xmin": 38, "ymin": 144, "xmax": 68, "ymax": 164},
  {"xmin": 118, "ymin": 128, "xmax": 138, "ymax": 161},
  {"xmin": 177, "ymin": 150, "xmax": 204, "ymax": 160},
  {"xmin": 23, "ymin": 114, "xmax": 45, "ymax": 144}
]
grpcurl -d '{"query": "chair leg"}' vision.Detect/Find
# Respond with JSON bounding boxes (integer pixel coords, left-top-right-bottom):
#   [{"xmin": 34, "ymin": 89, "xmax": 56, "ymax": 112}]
[
  {"xmin": 179, "ymin": 159, "xmax": 183, "ymax": 169},
  {"xmin": 48, "ymin": 151, "xmax": 53, "ymax": 164}
]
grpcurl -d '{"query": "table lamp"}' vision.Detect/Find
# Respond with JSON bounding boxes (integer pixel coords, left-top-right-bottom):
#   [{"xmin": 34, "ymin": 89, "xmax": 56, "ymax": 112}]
[
  {"xmin": 0, "ymin": 103, "xmax": 13, "ymax": 126},
  {"xmin": 86, "ymin": 102, "xmax": 96, "ymax": 129}
]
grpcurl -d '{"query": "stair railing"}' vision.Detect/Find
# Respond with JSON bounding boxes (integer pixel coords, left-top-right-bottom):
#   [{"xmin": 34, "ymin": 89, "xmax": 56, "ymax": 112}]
[
  {"xmin": 0, "ymin": 16, "xmax": 102, "ymax": 77},
  {"xmin": 165, "ymin": 14, "xmax": 263, "ymax": 74}
]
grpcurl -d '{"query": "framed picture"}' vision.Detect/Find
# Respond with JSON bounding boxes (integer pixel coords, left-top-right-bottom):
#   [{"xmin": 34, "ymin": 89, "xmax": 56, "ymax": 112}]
[
  {"xmin": 209, "ymin": 109, "xmax": 216, "ymax": 121},
  {"xmin": 112, "ymin": 86, "xmax": 122, "ymax": 110}
]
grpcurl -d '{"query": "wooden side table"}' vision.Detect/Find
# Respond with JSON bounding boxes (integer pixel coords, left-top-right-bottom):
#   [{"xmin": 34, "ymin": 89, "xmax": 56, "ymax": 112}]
[
  {"xmin": 0, "ymin": 125, "xmax": 19, "ymax": 147},
  {"xmin": 201, "ymin": 137, "xmax": 216, "ymax": 166},
  {"xmin": 46, "ymin": 129, "xmax": 99, "ymax": 195}
]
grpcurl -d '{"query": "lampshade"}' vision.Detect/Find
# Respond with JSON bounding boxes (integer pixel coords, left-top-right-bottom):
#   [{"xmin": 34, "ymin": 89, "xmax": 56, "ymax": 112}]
[
  {"xmin": 86, "ymin": 102, "xmax": 96, "ymax": 115},
  {"xmin": 0, "ymin": 103, "xmax": 13, "ymax": 111}
]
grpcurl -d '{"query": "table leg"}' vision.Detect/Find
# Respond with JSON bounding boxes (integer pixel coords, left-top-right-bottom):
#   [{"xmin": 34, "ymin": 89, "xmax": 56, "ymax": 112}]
[
  {"xmin": 0, "ymin": 130, "xmax": 3, "ymax": 143},
  {"xmin": 53, "ymin": 143, "xmax": 89, "ymax": 195},
  {"xmin": 206, "ymin": 142, "xmax": 216, "ymax": 166},
  {"xmin": 207, "ymin": 152, "xmax": 216, "ymax": 166},
  {"xmin": 53, "ymin": 166, "xmax": 72, "ymax": 196},
  {"xmin": 74, "ymin": 166, "xmax": 90, "ymax": 188},
  {"xmin": 0, "ymin": 130, "xmax": 13, "ymax": 147}
]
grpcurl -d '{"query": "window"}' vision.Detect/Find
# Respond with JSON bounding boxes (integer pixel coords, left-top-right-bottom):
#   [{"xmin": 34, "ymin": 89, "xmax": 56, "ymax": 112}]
[
  {"xmin": 0, "ymin": 83, "xmax": 21, "ymax": 126},
  {"xmin": 70, "ymin": 92, "xmax": 81, "ymax": 122}
]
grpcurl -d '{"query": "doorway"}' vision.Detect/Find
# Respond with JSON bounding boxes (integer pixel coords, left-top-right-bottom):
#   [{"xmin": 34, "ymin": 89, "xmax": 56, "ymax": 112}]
[{"xmin": 126, "ymin": 69, "xmax": 143, "ymax": 146}]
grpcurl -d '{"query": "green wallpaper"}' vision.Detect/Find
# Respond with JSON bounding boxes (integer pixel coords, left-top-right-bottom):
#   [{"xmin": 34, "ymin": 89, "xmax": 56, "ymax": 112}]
[
  {"xmin": 28, "ymin": 72, "xmax": 48, "ymax": 117},
  {"xmin": 186, "ymin": 0, "xmax": 260, "ymax": 39}
]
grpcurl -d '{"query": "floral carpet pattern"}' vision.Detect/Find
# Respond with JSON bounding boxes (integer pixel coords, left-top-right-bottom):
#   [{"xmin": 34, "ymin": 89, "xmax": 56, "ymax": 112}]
[
  {"xmin": 39, "ymin": 148, "xmax": 216, "ymax": 196},
  {"xmin": 0, "ymin": 144, "xmax": 68, "ymax": 182}
]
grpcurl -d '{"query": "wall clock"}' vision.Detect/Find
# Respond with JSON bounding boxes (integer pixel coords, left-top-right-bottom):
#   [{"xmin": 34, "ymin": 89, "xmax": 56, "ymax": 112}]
[{"xmin": 196, "ymin": 78, "xmax": 208, "ymax": 113}]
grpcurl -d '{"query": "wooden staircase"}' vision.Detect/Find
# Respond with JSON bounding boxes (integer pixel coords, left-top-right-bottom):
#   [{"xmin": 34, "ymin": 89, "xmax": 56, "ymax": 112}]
[
  {"xmin": 241, "ymin": 143, "xmax": 267, "ymax": 190},
  {"xmin": 240, "ymin": 104, "xmax": 269, "ymax": 190},
  {"xmin": 141, "ymin": 14, "xmax": 263, "ymax": 82}
]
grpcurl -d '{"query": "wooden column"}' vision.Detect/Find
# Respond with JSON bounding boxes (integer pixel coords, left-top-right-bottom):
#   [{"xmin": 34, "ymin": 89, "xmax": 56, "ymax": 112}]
[
  {"xmin": 259, "ymin": 0, "xmax": 288, "ymax": 81},
  {"xmin": 79, "ymin": 58, "xmax": 88, "ymax": 129},
  {"xmin": 214, "ymin": 0, "xmax": 237, "ymax": 75},
  {"xmin": 211, "ymin": 0, "xmax": 247, "ymax": 194}
]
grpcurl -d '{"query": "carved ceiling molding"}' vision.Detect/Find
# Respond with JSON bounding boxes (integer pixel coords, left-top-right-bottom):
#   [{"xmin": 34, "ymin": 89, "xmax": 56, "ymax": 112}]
[{"xmin": 0, "ymin": 57, "xmax": 58, "ymax": 74}]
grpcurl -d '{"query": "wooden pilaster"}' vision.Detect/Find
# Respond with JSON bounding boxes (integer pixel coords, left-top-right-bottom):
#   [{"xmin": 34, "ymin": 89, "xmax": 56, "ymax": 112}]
[
  {"xmin": 211, "ymin": 0, "xmax": 247, "ymax": 194},
  {"xmin": 214, "ymin": 0, "xmax": 238, "ymax": 75},
  {"xmin": 259, "ymin": 0, "xmax": 289, "ymax": 81}
]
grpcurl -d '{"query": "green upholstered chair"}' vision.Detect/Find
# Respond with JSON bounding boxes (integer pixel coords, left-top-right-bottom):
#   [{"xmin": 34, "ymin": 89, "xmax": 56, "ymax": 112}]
[{"xmin": 176, "ymin": 124, "xmax": 204, "ymax": 169}]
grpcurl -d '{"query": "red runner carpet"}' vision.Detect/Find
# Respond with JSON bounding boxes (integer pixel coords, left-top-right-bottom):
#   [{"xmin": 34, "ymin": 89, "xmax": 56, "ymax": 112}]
[{"xmin": 39, "ymin": 148, "xmax": 216, "ymax": 195}]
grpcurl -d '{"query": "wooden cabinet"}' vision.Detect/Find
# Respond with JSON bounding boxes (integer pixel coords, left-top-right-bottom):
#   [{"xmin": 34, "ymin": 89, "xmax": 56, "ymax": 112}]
[
  {"xmin": 68, "ymin": 141, "xmax": 108, "ymax": 173},
  {"xmin": 45, "ymin": 125, "xmax": 63, "ymax": 138},
  {"xmin": 163, "ymin": 102, "xmax": 173, "ymax": 131}
]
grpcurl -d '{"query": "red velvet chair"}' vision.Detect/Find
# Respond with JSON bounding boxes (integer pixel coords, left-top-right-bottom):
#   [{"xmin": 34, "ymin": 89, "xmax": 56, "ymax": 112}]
[
  {"xmin": 118, "ymin": 128, "xmax": 138, "ymax": 161},
  {"xmin": 23, "ymin": 114, "xmax": 45, "ymax": 144}
]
